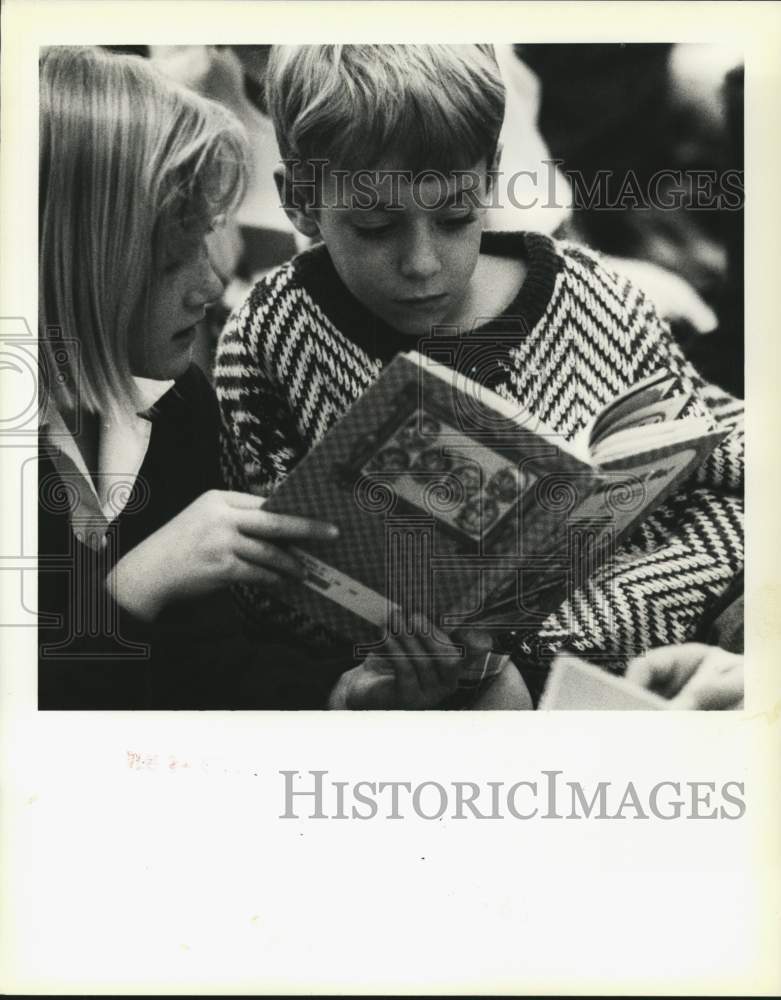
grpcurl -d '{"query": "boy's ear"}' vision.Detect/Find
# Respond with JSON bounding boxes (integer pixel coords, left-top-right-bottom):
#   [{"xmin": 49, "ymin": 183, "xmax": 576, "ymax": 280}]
[
  {"xmin": 273, "ymin": 164, "xmax": 321, "ymax": 239},
  {"xmin": 487, "ymin": 142, "xmax": 503, "ymax": 191}
]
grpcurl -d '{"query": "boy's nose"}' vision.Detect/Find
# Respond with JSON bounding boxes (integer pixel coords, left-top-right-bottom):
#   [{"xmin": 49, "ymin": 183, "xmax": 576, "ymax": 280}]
[{"xmin": 399, "ymin": 228, "xmax": 442, "ymax": 281}]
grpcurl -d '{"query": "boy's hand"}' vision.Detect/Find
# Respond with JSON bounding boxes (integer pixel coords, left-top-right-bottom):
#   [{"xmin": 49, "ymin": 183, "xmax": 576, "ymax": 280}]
[
  {"xmin": 625, "ymin": 643, "xmax": 743, "ymax": 710},
  {"xmin": 471, "ymin": 661, "xmax": 533, "ymax": 710},
  {"xmin": 108, "ymin": 490, "xmax": 338, "ymax": 622},
  {"xmin": 329, "ymin": 617, "xmax": 486, "ymax": 710}
]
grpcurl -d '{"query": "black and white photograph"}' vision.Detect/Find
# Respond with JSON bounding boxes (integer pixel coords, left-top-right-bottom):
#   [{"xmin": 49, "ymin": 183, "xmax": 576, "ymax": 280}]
[
  {"xmin": 1, "ymin": 0, "xmax": 779, "ymax": 995},
  {"xmin": 36, "ymin": 39, "xmax": 745, "ymax": 712}
]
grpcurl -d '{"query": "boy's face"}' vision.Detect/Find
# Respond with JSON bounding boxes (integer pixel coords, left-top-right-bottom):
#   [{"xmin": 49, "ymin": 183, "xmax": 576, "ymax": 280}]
[{"xmin": 298, "ymin": 160, "xmax": 491, "ymax": 338}]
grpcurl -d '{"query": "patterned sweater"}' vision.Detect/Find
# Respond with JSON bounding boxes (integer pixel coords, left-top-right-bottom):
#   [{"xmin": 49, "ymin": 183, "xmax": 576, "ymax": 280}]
[{"xmin": 215, "ymin": 230, "xmax": 743, "ymax": 688}]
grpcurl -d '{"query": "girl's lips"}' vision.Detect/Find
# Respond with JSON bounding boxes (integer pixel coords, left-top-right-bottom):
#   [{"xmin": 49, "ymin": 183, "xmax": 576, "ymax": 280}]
[{"xmin": 172, "ymin": 324, "xmax": 197, "ymax": 341}]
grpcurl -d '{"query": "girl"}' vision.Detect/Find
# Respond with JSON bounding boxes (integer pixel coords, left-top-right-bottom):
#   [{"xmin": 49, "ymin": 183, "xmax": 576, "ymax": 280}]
[
  {"xmin": 38, "ymin": 46, "xmax": 500, "ymax": 710},
  {"xmin": 38, "ymin": 45, "xmax": 345, "ymax": 707}
]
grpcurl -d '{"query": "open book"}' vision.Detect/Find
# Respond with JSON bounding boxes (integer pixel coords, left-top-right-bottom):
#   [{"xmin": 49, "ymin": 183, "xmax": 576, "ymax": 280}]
[{"xmin": 262, "ymin": 350, "xmax": 725, "ymax": 651}]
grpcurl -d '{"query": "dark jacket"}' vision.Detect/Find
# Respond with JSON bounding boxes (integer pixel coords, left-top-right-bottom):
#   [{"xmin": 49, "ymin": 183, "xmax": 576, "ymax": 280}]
[{"xmin": 38, "ymin": 364, "xmax": 348, "ymax": 709}]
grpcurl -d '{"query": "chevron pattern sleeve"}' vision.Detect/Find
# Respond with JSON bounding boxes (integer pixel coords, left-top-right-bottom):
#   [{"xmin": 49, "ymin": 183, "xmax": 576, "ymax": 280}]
[
  {"xmin": 624, "ymin": 270, "xmax": 744, "ymax": 495},
  {"xmin": 514, "ymin": 245, "xmax": 744, "ymax": 676},
  {"xmin": 215, "ymin": 268, "xmax": 308, "ymax": 497}
]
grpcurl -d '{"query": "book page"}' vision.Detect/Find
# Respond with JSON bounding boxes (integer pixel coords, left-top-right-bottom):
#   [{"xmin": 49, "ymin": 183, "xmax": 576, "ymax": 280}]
[
  {"xmin": 591, "ymin": 415, "xmax": 714, "ymax": 466},
  {"xmin": 540, "ymin": 655, "xmax": 667, "ymax": 710},
  {"xmin": 587, "ymin": 368, "xmax": 678, "ymax": 445},
  {"xmin": 590, "ymin": 389, "xmax": 690, "ymax": 448}
]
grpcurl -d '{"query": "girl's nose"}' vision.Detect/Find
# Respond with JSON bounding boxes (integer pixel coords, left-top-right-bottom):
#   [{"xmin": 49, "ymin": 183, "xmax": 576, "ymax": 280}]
[
  {"xmin": 399, "ymin": 224, "xmax": 442, "ymax": 281},
  {"xmin": 184, "ymin": 253, "xmax": 225, "ymax": 311}
]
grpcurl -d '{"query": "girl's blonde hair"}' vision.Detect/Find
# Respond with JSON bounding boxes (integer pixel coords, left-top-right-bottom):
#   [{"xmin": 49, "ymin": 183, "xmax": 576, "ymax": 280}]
[
  {"xmin": 39, "ymin": 45, "xmax": 248, "ymax": 414},
  {"xmin": 266, "ymin": 44, "xmax": 506, "ymax": 176}
]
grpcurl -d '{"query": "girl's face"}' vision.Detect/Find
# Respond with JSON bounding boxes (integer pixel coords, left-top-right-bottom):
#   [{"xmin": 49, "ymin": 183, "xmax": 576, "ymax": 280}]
[{"xmin": 132, "ymin": 223, "xmax": 224, "ymax": 381}]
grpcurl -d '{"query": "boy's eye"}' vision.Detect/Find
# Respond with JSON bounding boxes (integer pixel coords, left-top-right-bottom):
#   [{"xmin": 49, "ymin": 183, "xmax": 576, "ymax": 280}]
[
  {"xmin": 351, "ymin": 221, "xmax": 393, "ymax": 237},
  {"xmin": 351, "ymin": 213, "xmax": 477, "ymax": 237},
  {"xmin": 439, "ymin": 211, "xmax": 477, "ymax": 229}
]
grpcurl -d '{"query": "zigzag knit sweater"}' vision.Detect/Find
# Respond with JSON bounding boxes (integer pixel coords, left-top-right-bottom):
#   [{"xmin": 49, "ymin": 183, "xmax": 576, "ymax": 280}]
[{"xmin": 215, "ymin": 230, "xmax": 744, "ymax": 686}]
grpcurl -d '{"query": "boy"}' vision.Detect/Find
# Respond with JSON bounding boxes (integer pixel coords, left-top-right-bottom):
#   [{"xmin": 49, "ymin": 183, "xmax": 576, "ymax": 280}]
[{"xmin": 215, "ymin": 44, "xmax": 743, "ymax": 707}]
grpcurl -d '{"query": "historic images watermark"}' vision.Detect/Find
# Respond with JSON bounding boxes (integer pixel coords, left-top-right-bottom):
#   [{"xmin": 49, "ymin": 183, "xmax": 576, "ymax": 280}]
[
  {"xmin": 280, "ymin": 159, "xmax": 745, "ymax": 213},
  {"xmin": 279, "ymin": 769, "xmax": 747, "ymax": 821},
  {"xmin": 122, "ymin": 755, "xmax": 747, "ymax": 821}
]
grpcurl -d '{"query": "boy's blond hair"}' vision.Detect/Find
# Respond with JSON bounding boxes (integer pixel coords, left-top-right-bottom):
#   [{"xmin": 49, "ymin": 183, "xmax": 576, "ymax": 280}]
[
  {"xmin": 266, "ymin": 44, "xmax": 505, "ymax": 175},
  {"xmin": 39, "ymin": 45, "xmax": 248, "ymax": 415}
]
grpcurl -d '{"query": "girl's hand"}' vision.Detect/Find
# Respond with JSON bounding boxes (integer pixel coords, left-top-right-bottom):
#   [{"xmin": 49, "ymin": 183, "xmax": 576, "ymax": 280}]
[
  {"xmin": 328, "ymin": 618, "xmax": 491, "ymax": 710},
  {"xmin": 107, "ymin": 490, "xmax": 338, "ymax": 622}
]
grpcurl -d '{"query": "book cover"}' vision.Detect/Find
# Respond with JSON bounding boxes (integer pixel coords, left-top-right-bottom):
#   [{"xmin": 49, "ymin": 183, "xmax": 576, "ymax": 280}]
[{"xmin": 262, "ymin": 350, "xmax": 724, "ymax": 652}]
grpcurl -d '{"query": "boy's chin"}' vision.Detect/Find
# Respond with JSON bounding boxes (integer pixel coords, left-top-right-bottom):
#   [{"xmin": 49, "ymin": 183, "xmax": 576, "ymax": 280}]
[{"xmin": 383, "ymin": 313, "xmax": 449, "ymax": 340}]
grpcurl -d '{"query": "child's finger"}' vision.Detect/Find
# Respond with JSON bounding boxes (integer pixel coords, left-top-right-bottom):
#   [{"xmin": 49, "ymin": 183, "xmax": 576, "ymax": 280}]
[
  {"xmin": 425, "ymin": 643, "xmax": 463, "ymax": 691},
  {"xmin": 233, "ymin": 536, "xmax": 306, "ymax": 580},
  {"xmin": 402, "ymin": 614, "xmax": 458, "ymax": 654},
  {"xmin": 451, "ymin": 626, "xmax": 493, "ymax": 658},
  {"xmin": 231, "ymin": 559, "xmax": 285, "ymax": 589},
  {"xmin": 222, "ymin": 490, "xmax": 267, "ymax": 509},
  {"xmin": 410, "ymin": 643, "xmax": 461, "ymax": 700},
  {"xmin": 625, "ymin": 643, "xmax": 710, "ymax": 697},
  {"xmin": 393, "ymin": 656, "xmax": 426, "ymax": 708},
  {"xmin": 224, "ymin": 491, "xmax": 340, "ymax": 540},
  {"xmin": 426, "ymin": 656, "xmax": 461, "ymax": 697},
  {"xmin": 669, "ymin": 652, "xmax": 744, "ymax": 710},
  {"xmin": 236, "ymin": 509, "xmax": 340, "ymax": 541},
  {"xmin": 385, "ymin": 629, "xmax": 429, "ymax": 694},
  {"xmin": 414, "ymin": 623, "xmax": 490, "ymax": 690},
  {"xmin": 380, "ymin": 630, "xmax": 437, "ymax": 702},
  {"xmin": 396, "ymin": 654, "xmax": 458, "ymax": 707},
  {"xmin": 400, "ymin": 616, "xmax": 461, "ymax": 688}
]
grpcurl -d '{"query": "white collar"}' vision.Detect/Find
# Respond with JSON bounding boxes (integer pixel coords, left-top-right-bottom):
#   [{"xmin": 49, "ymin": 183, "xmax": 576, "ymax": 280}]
[
  {"xmin": 132, "ymin": 376, "xmax": 177, "ymax": 414},
  {"xmin": 42, "ymin": 377, "xmax": 175, "ymax": 529}
]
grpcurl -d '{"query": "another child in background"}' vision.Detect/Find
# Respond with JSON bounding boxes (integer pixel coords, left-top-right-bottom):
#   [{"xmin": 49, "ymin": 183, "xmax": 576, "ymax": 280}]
[{"xmin": 215, "ymin": 44, "xmax": 744, "ymax": 705}]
